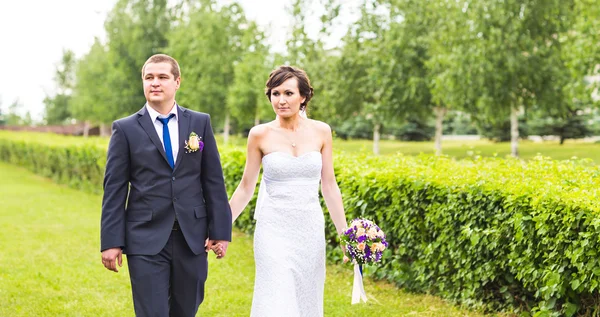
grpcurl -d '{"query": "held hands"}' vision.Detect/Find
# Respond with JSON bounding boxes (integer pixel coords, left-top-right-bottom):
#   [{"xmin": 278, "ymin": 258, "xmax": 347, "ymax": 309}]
[
  {"xmin": 101, "ymin": 248, "xmax": 123, "ymax": 272},
  {"xmin": 205, "ymin": 239, "xmax": 229, "ymax": 259}
]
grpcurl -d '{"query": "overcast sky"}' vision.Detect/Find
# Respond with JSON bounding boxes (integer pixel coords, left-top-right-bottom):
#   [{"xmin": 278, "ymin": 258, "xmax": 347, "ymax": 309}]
[{"xmin": 0, "ymin": 0, "xmax": 360, "ymax": 121}]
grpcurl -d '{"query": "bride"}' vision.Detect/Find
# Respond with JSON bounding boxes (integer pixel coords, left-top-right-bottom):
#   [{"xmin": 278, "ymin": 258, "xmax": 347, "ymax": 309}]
[{"xmin": 225, "ymin": 65, "xmax": 348, "ymax": 316}]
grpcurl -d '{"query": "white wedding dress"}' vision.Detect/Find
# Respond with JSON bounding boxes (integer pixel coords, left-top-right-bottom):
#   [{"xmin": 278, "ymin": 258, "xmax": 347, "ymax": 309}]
[{"xmin": 251, "ymin": 151, "xmax": 326, "ymax": 317}]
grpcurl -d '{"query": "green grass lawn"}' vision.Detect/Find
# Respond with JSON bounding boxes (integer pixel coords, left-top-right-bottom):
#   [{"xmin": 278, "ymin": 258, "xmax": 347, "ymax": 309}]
[
  {"xmin": 335, "ymin": 138, "xmax": 600, "ymax": 161},
  {"xmin": 2, "ymin": 130, "xmax": 599, "ymax": 163},
  {"xmin": 0, "ymin": 161, "xmax": 495, "ymax": 317}
]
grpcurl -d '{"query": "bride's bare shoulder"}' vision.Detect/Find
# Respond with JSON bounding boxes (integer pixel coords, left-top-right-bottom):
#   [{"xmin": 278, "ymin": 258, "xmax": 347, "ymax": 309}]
[
  {"xmin": 307, "ymin": 119, "xmax": 332, "ymax": 134},
  {"xmin": 249, "ymin": 122, "xmax": 276, "ymax": 139}
]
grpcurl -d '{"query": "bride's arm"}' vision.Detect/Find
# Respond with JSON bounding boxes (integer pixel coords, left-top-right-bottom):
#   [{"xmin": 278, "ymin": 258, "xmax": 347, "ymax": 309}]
[
  {"xmin": 229, "ymin": 126, "xmax": 264, "ymax": 223},
  {"xmin": 319, "ymin": 122, "xmax": 348, "ymax": 235}
]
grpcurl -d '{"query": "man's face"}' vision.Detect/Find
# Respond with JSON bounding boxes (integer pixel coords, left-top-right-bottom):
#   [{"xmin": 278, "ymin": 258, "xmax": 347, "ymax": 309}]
[{"xmin": 143, "ymin": 62, "xmax": 180, "ymax": 105}]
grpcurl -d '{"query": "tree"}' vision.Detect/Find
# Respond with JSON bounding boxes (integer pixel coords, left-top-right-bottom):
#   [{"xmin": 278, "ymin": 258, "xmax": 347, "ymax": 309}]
[
  {"xmin": 168, "ymin": 0, "xmax": 247, "ymax": 144},
  {"xmin": 330, "ymin": 0, "xmax": 430, "ymax": 154},
  {"xmin": 281, "ymin": 0, "xmax": 350, "ymax": 123},
  {"xmin": 70, "ymin": 39, "xmax": 113, "ymax": 136},
  {"xmin": 528, "ymin": 108, "xmax": 593, "ymax": 144},
  {"xmin": 103, "ymin": 0, "xmax": 171, "ymax": 128},
  {"xmin": 555, "ymin": 0, "xmax": 600, "ymax": 134},
  {"xmin": 423, "ymin": 0, "xmax": 476, "ymax": 154},
  {"xmin": 459, "ymin": 0, "xmax": 575, "ymax": 157},
  {"xmin": 4, "ymin": 99, "xmax": 31, "ymax": 126},
  {"xmin": 227, "ymin": 21, "xmax": 273, "ymax": 132},
  {"xmin": 44, "ymin": 49, "xmax": 76, "ymax": 125}
]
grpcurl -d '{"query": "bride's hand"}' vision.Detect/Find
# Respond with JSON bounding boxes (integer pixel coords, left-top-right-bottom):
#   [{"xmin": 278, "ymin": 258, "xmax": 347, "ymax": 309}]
[{"xmin": 341, "ymin": 245, "xmax": 349, "ymax": 264}]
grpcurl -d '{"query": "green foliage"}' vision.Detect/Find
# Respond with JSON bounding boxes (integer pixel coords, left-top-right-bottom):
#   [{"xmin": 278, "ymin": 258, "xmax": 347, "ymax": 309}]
[
  {"xmin": 44, "ymin": 50, "xmax": 76, "ymax": 125},
  {"xmin": 167, "ymin": 0, "xmax": 247, "ymax": 129},
  {"xmin": 70, "ymin": 39, "xmax": 114, "ymax": 124},
  {"xmin": 2, "ymin": 99, "xmax": 32, "ymax": 126},
  {"xmin": 0, "ymin": 161, "xmax": 485, "ymax": 316},
  {"xmin": 528, "ymin": 109, "xmax": 594, "ymax": 144},
  {"xmin": 71, "ymin": 0, "xmax": 171, "ymax": 125},
  {"xmin": 330, "ymin": 2, "xmax": 415, "ymax": 129},
  {"xmin": 44, "ymin": 94, "xmax": 72, "ymax": 125},
  {"xmin": 477, "ymin": 116, "xmax": 529, "ymax": 142},
  {"xmin": 332, "ymin": 115, "xmax": 374, "ymax": 140},
  {"xmin": 104, "ymin": 0, "xmax": 171, "ymax": 118},
  {"xmin": 4, "ymin": 131, "xmax": 600, "ymax": 315},
  {"xmin": 392, "ymin": 116, "xmax": 435, "ymax": 141},
  {"xmin": 330, "ymin": 153, "xmax": 600, "ymax": 316},
  {"xmin": 0, "ymin": 133, "xmax": 106, "ymax": 193},
  {"xmin": 443, "ymin": 111, "xmax": 479, "ymax": 135},
  {"xmin": 226, "ymin": 21, "xmax": 273, "ymax": 131},
  {"xmin": 63, "ymin": 0, "xmax": 600, "ymax": 148}
]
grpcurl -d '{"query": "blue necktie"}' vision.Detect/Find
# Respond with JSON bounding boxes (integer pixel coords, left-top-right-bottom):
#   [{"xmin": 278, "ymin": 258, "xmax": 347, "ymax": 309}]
[{"xmin": 157, "ymin": 113, "xmax": 176, "ymax": 169}]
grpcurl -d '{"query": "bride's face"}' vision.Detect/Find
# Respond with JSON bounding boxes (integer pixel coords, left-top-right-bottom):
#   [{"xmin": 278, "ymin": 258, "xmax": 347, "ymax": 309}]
[{"xmin": 270, "ymin": 78, "xmax": 306, "ymax": 118}]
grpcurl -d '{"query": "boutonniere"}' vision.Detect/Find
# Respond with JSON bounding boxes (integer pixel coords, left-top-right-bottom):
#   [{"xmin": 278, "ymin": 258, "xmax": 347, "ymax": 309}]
[{"xmin": 185, "ymin": 132, "xmax": 204, "ymax": 153}]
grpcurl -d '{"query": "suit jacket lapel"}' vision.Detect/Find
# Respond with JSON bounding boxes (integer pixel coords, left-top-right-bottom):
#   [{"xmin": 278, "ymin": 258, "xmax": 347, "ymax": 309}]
[
  {"xmin": 137, "ymin": 106, "xmax": 170, "ymax": 165},
  {"xmin": 174, "ymin": 105, "xmax": 191, "ymax": 172}
]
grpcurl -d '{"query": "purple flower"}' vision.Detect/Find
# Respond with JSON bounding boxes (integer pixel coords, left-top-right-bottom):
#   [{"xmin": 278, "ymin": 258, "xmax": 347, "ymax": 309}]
[
  {"xmin": 198, "ymin": 140, "xmax": 204, "ymax": 152},
  {"xmin": 340, "ymin": 218, "xmax": 386, "ymax": 266}
]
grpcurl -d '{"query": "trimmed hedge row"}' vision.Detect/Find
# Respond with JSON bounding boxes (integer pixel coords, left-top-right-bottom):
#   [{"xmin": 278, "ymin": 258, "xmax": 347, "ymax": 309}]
[{"xmin": 2, "ymin": 131, "xmax": 600, "ymax": 316}]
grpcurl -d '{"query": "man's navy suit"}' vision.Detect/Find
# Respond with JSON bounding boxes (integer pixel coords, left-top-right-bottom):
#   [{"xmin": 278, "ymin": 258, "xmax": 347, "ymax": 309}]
[{"xmin": 101, "ymin": 105, "xmax": 232, "ymax": 316}]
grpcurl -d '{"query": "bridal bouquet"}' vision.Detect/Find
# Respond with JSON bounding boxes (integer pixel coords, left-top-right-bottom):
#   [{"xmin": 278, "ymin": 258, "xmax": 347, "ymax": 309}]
[
  {"xmin": 340, "ymin": 218, "xmax": 388, "ymax": 266},
  {"xmin": 339, "ymin": 218, "xmax": 388, "ymax": 304}
]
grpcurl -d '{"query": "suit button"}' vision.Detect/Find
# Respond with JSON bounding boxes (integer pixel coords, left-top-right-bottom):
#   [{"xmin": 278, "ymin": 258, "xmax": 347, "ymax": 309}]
[
  {"xmin": 173, "ymin": 198, "xmax": 178, "ymax": 202},
  {"xmin": 172, "ymin": 177, "xmax": 176, "ymax": 181}
]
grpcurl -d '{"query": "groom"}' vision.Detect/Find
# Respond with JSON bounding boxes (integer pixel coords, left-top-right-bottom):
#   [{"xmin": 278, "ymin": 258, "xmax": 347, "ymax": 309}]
[{"xmin": 100, "ymin": 53, "xmax": 232, "ymax": 316}]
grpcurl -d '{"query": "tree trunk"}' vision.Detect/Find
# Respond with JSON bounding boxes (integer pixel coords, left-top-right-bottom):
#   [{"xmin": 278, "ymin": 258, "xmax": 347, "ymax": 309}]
[
  {"xmin": 254, "ymin": 112, "xmax": 260, "ymax": 127},
  {"xmin": 433, "ymin": 106, "xmax": 447, "ymax": 156},
  {"xmin": 223, "ymin": 112, "xmax": 230, "ymax": 145},
  {"xmin": 510, "ymin": 107, "xmax": 519, "ymax": 157},
  {"xmin": 100, "ymin": 123, "xmax": 110, "ymax": 137},
  {"xmin": 373, "ymin": 122, "xmax": 381, "ymax": 155},
  {"xmin": 560, "ymin": 135, "xmax": 565, "ymax": 145},
  {"xmin": 83, "ymin": 120, "xmax": 90, "ymax": 138}
]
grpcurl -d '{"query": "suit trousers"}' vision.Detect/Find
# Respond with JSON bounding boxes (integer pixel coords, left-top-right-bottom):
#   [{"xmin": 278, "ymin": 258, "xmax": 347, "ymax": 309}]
[{"xmin": 127, "ymin": 229, "xmax": 208, "ymax": 317}]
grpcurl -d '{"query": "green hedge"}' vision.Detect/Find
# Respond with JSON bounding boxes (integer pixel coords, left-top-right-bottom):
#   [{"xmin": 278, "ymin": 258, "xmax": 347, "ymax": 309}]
[{"xmin": 2, "ymin": 131, "xmax": 600, "ymax": 316}]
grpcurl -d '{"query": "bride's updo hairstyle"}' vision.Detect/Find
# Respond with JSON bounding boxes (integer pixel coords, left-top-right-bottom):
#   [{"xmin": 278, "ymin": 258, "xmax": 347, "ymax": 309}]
[{"xmin": 265, "ymin": 66, "xmax": 314, "ymax": 112}]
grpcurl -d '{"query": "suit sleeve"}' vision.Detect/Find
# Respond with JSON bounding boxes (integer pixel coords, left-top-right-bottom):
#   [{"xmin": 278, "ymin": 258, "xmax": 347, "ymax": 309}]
[
  {"xmin": 201, "ymin": 115, "xmax": 233, "ymax": 241},
  {"xmin": 100, "ymin": 121, "xmax": 130, "ymax": 252}
]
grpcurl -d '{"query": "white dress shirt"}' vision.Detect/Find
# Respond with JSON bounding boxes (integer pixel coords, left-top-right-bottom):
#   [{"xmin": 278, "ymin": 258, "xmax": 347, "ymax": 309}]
[{"xmin": 146, "ymin": 103, "xmax": 179, "ymax": 164}]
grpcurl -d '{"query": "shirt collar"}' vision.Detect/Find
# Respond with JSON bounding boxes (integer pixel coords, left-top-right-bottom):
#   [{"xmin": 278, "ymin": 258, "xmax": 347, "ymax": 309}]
[{"xmin": 146, "ymin": 103, "xmax": 178, "ymax": 122}]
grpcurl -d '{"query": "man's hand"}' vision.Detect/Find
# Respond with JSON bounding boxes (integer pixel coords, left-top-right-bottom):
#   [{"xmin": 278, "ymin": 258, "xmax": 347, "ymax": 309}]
[
  {"xmin": 205, "ymin": 239, "xmax": 229, "ymax": 259},
  {"xmin": 101, "ymin": 248, "xmax": 123, "ymax": 272}
]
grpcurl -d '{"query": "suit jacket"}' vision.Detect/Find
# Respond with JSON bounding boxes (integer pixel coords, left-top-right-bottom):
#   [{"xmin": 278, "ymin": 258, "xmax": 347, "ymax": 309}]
[{"xmin": 100, "ymin": 105, "xmax": 232, "ymax": 255}]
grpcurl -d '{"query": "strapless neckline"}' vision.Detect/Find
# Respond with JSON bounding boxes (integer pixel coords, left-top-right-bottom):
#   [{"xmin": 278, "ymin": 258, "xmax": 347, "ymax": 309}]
[{"xmin": 263, "ymin": 151, "xmax": 321, "ymax": 159}]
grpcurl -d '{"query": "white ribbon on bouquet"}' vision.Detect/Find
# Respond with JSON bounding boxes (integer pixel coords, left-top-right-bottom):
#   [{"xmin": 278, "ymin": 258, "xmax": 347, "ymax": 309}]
[{"xmin": 351, "ymin": 264, "xmax": 368, "ymax": 304}]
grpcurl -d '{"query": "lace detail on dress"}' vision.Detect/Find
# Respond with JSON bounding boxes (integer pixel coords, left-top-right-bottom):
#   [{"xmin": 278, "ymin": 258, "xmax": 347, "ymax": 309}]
[{"xmin": 251, "ymin": 151, "xmax": 326, "ymax": 317}]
